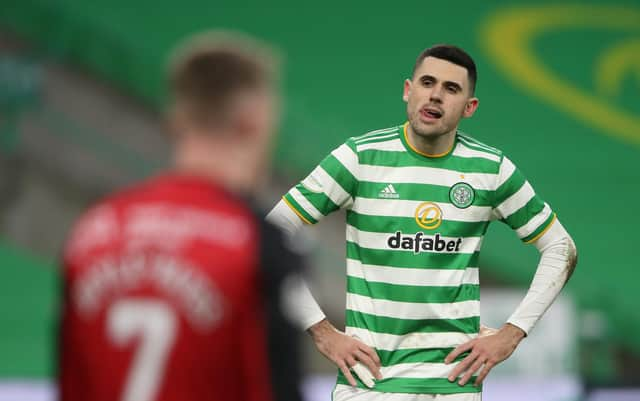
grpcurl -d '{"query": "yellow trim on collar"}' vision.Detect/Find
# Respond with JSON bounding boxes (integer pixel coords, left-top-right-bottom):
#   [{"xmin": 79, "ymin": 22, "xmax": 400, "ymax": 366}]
[{"xmin": 403, "ymin": 122, "xmax": 455, "ymax": 158}]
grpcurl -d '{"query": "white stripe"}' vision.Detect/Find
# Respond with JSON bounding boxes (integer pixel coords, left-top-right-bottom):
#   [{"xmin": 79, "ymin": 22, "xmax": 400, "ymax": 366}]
[
  {"xmin": 515, "ymin": 203, "xmax": 553, "ymax": 239},
  {"xmin": 357, "ymin": 164, "xmax": 498, "ymax": 191},
  {"xmin": 496, "ymin": 156, "xmax": 516, "ymax": 189},
  {"xmin": 356, "ymin": 137, "xmax": 405, "ymax": 152},
  {"xmin": 353, "ymin": 127, "xmax": 398, "ymax": 142},
  {"xmin": 495, "ymin": 181, "xmax": 536, "ymax": 219},
  {"xmin": 333, "ymin": 385, "xmax": 480, "ymax": 401},
  {"xmin": 382, "ymin": 361, "xmax": 461, "ymax": 379},
  {"xmin": 346, "ymin": 225, "xmax": 482, "ymax": 254},
  {"xmin": 352, "ymin": 198, "xmax": 492, "ymax": 223},
  {"xmin": 309, "ymin": 166, "xmax": 353, "ymax": 208},
  {"xmin": 346, "ymin": 259, "xmax": 479, "ymax": 286},
  {"xmin": 457, "ymin": 134, "xmax": 501, "ymax": 155},
  {"xmin": 346, "ymin": 293, "xmax": 480, "ymax": 320},
  {"xmin": 332, "ymin": 144, "xmax": 360, "ymax": 180},
  {"xmin": 345, "ymin": 327, "xmax": 477, "ymax": 351},
  {"xmin": 357, "ymin": 126, "xmax": 398, "ymax": 138},
  {"xmin": 288, "ymin": 187, "xmax": 324, "ymax": 220},
  {"xmin": 453, "ymin": 142, "xmax": 501, "ymax": 163},
  {"xmin": 388, "ymin": 184, "xmax": 397, "ymax": 193},
  {"xmin": 355, "ymin": 132, "xmax": 400, "ymax": 144},
  {"xmin": 355, "ymin": 135, "xmax": 401, "ymax": 149}
]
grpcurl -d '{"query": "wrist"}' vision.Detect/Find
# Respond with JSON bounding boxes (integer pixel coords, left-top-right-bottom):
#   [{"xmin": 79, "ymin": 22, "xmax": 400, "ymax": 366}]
[
  {"xmin": 501, "ymin": 323, "xmax": 526, "ymax": 343},
  {"xmin": 307, "ymin": 318, "xmax": 333, "ymax": 339}
]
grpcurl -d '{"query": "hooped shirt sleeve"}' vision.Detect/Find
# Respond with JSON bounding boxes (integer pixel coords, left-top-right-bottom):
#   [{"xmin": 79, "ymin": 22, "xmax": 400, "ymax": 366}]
[
  {"xmin": 491, "ymin": 155, "xmax": 556, "ymax": 244},
  {"xmin": 282, "ymin": 139, "xmax": 359, "ymax": 224}
]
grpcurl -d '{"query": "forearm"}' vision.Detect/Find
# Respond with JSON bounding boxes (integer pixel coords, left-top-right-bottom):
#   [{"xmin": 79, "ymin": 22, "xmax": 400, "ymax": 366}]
[
  {"xmin": 445, "ymin": 222, "xmax": 577, "ymax": 387},
  {"xmin": 507, "ymin": 219, "xmax": 578, "ymax": 334},
  {"xmin": 281, "ymin": 274, "xmax": 326, "ymax": 330},
  {"xmin": 268, "ymin": 199, "xmax": 326, "ymax": 330}
]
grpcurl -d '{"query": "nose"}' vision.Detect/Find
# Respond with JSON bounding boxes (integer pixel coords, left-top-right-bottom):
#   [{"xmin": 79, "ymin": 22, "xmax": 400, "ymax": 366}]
[{"xmin": 429, "ymin": 85, "xmax": 444, "ymax": 104}]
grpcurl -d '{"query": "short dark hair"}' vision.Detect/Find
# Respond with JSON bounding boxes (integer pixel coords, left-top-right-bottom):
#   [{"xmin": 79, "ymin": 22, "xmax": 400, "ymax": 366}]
[
  {"xmin": 412, "ymin": 45, "xmax": 477, "ymax": 95},
  {"xmin": 168, "ymin": 31, "xmax": 277, "ymax": 127}
]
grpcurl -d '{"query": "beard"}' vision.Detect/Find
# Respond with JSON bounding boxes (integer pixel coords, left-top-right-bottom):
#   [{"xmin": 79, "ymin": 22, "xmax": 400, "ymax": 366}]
[
  {"xmin": 408, "ymin": 109, "xmax": 448, "ymax": 139},
  {"xmin": 407, "ymin": 105, "xmax": 464, "ymax": 139}
]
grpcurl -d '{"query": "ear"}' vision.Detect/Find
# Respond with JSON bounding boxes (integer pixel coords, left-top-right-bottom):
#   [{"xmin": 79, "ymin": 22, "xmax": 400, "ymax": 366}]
[
  {"xmin": 234, "ymin": 110, "xmax": 259, "ymax": 140},
  {"xmin": 402, "ymin": 79, "xmax": 411, "ymax": 102},
  {"xmin": 166, "ymin": 104, "xmax": 190, "ymax": 140},
  {"xmin": 462, "ymin": 97, "xmax": 479, "ymax": 118}
]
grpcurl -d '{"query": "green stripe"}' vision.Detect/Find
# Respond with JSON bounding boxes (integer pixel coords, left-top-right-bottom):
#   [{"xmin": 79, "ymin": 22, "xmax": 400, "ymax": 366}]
[
  {"xmin": 522, "ymin": 212, "xmax": 556, "ymax": 243},
  {"xmin": 457, "ymin": 133, "xmax": 501, "ymax": 156},
  {"xmin": 457, "ymin": 136, "xmax": 500, "ymax": 156},
  {"xmin": 377, "ymin": 347, "xmax": 468, "ymax": 366},
  {"xmin": 347, "ymin": 276, "xmax": 480, "ymax": 304},
  {"xmin": 321, "ymin": 153, "xmax": 358, "ymax": 196},
  {"xmin": 283, "ymin": 192, "xmax": 318, "ymax": 224},
  {"xmin": 456, "ymin": 138, "xmax": 502, "ymax": 161},
  {"xmin": 494, "ymin": 165, "xmax": 526, "ymax": 206},
  {"xmin": 353, "ymin": 126, "xmax": 401, "ymax": 142},
  {"xmin": 354, "ymin": 133, "xmax": 400, "ymax": 145},
  {"xmin": 347, "ymin": 211, "xmax": 489, "ymax": 238},
  {"xmin": 357, "ymin": 181, "xmax": 494, "ymax": 206},
  {"xmin": 503, "ymin": 193, "xmax": 546, "ymax": 230},
  {"xmin": 294, "ymin": 182, "xmax": 340, "ymax": 217},
  {"xmin": 344, "ymin": 138, "xmax": 359, "ymax": 153},
  {"xmin": 346, "ymin": 241, "xmax": 480, "ymax": 269},
  {"xmin": 336, "ymin": 374, "xmax": 481, "ymax": 394},
  {"xmin": 346, "ymin": 310, "xmax": 479, "ymax": 336},
  {"xmin": 358, "ymin": 147, "xmax": 500, "ymax": 174}
]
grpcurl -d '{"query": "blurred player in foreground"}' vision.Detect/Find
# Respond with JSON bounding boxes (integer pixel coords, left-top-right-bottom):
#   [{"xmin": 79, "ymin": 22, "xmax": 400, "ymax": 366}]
[
  {"xmin": 267, "ymin": 45, "xmax": 578, "ymax": 400},
  {"xmin": 58, "ymin": 31, "xmax": 304, "ymax": 401}
]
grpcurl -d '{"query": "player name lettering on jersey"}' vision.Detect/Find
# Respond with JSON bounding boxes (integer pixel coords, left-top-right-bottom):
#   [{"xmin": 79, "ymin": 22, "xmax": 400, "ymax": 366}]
[
  {"xmin": 74, "ymin": 252, "xmax": 223, "ymax": 331},
  {"xmin": 125, "ymin": 203, "xmax": 250, "ymax": 251},
  {"xmin": 66, "ymin": 205, "xmax": 118, "ymax": 259},
  {"xmin": 387, "ymin": 231, "xmax": 462, "ymax": 254}
]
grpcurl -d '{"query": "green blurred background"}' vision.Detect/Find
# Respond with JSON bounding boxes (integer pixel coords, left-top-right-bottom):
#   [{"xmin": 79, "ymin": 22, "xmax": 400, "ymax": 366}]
[{"xmin": 0, "ymin": 0, "xmax": 638, "ymax": 390}]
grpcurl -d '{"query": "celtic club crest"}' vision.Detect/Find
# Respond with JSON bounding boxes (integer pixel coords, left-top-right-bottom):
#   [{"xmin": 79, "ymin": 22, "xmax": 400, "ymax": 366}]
[{"xmin": 449, "ymin": 182, "xmax": 475, "ymax": 209}]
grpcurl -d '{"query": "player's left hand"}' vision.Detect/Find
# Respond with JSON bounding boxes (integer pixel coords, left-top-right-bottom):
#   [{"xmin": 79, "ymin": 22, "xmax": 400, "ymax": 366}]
[{"xmin": 444, "ymin": 323, "xmax": 525, "ymax": 386}]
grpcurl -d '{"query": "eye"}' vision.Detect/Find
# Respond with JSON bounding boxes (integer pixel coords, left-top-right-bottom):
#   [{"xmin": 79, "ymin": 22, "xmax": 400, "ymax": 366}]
[
  {"xmin": 446, "ymin": 85, "xmax": 459, "ymax": 93},
  {"xmin": 421, "ymin": 77, "xmax": 434, "ymax": 87}
]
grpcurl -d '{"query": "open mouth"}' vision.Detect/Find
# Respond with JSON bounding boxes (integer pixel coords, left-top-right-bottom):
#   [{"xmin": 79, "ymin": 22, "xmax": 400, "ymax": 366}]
[{"xmin": 421, "ymin": 107, "xmax": 443, "ymax": 120}]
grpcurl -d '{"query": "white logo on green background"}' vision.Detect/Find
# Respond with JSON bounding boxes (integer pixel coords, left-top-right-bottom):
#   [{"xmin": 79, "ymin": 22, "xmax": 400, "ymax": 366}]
[
  {"xmin": 449, "ymin": 182, "xmax": 475, "ymax": 208},
  {"xmin": 379, "ymin": 184, "xmax": 400, "ymax": 199}
]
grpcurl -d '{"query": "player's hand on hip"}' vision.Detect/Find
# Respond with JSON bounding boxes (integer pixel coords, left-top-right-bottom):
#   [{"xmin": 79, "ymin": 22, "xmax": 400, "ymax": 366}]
[
  {"xmin": 478, "ymin": 324, "xmax": 499, "ymax": 337},
  {"xmin": 308, "ymin": 319, "xmax": 382, "ymax": 388},
  {"xmin": 444, "ymin": 323, "xmax": 525, "ymax": 387}
]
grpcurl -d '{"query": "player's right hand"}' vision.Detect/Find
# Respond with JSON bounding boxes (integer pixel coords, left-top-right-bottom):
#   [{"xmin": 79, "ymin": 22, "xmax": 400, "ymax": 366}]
[
  {"xmin": 308, "ymin": 319, "xmax": 382, "ymax": 388},
  {"xmin": 479, "ymin": 324, "xmax": 499, "ymax": 337}
]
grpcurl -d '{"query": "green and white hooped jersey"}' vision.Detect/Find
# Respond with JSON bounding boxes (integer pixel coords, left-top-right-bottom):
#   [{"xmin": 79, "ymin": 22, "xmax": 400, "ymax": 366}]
[{"xmin": 283, "ymin": 123, "xmax": 555, "ymax": 395}]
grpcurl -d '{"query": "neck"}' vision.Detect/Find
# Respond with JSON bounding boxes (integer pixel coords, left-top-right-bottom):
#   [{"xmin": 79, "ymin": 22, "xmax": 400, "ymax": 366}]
[
  {"xmin": 172, "ymin": 135, "xmax": 260, "ymax": 195},
  {"xmin": 406, "ymin": 123, "xmax": 457, "ymax": 157}
]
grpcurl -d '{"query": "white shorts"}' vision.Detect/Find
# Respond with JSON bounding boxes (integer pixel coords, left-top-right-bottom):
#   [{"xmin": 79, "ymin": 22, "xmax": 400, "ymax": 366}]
[{"xmin": 333, "ymin": 384, "xmax": 482, "ymax": 401}]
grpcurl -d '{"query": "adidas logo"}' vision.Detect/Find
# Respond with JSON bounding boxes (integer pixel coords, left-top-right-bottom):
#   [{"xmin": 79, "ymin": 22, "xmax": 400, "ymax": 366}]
[{"xmin": 379, "ymin": 184, "xmax": 400, "ymax": 199}]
